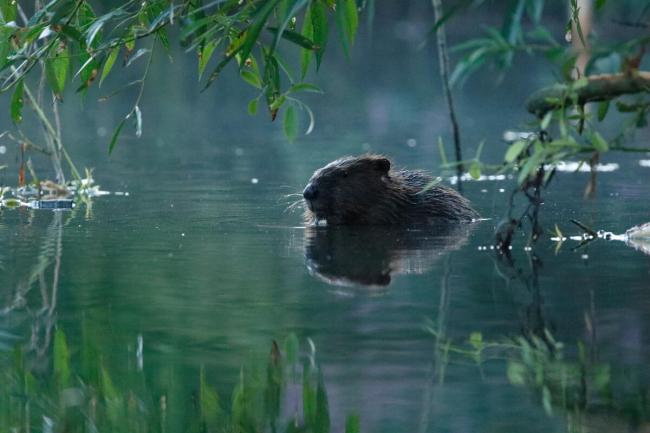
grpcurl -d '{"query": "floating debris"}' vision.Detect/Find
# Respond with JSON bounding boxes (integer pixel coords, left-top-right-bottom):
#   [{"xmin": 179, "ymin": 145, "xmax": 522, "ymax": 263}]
[
  {"xmin": 639, "ymin": 160, "xmax": 650, "ymax": 168},
  {"xmin": 1, "ymin": 176, "xmax": 120, "ymax": 210},
  {"xmin": 551, "ymin": 221, "xmax": 650, "ymax": 256},
  {"xmin": 626, "ymin": 222, "xmax": 650, "ymax": 240},
  {"xmin": 1, "ymin": 198, "xmax": 75, "ymax": 210}
]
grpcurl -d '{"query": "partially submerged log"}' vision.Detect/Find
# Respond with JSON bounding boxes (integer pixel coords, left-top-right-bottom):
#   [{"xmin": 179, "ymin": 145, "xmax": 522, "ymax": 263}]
[{"xmin": 526, "ymin": 71, "xmax": 650, "ymax": 117}]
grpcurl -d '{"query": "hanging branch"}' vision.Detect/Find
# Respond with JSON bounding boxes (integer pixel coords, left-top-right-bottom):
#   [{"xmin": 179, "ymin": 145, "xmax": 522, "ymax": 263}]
[
  {"xmin": 526, "ymin": 71, "xmax": 650, "ymax": 117},
  {"xmin": 431, "ymin": 0, "xmax": 464, "ymax": 182}
]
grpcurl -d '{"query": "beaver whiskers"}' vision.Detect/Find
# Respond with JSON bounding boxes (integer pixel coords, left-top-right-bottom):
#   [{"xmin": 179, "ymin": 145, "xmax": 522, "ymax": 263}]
[{"xmin": 281, "ymin": 192, "xmax": 306, "ymax": 214}]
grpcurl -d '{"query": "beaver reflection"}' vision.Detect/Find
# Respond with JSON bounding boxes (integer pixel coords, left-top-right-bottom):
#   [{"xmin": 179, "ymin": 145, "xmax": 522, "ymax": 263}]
[{"xmin": 304, "ymin": 223, "xmax": 472, "ymax": 289}]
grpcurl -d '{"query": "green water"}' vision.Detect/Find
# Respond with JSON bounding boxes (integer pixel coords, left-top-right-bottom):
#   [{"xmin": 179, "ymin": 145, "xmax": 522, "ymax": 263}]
[{"xmin": 3, "ymin": 4, "xmax": 650, "ymax": 432}]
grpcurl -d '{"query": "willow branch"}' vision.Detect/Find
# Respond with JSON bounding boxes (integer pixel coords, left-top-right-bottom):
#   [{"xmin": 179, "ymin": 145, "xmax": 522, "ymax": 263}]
[{"xmin": 526, "ymin": 71, "xmax": 650, "ymax": 117}]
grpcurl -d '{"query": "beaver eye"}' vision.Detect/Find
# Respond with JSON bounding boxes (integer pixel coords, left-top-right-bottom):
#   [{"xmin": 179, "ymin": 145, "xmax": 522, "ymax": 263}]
[{"xmin": 341, "ymin": 170, "xmax": 349, "ymax": 178}]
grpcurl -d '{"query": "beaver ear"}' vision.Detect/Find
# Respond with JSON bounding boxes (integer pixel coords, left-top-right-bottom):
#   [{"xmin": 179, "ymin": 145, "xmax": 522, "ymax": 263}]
[{"xmin": 373, "ymin": 157, "xmax": 391, "ymax": 174}]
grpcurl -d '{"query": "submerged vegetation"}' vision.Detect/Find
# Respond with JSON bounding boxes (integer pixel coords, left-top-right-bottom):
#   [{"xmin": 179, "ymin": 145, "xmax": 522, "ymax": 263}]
[
  {"xmin": 0, "ymin": 329, "xmax": 359, "ymax": 433},
  {"xmin": 426, "ymin": 325, "xmax": 650, "ymax": 431}
]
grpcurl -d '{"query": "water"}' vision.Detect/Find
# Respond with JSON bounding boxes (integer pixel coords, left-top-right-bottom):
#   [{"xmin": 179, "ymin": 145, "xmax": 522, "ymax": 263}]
[{"xmin": 2, "ymin": 4, "xmax": 650, "ymax": 432}]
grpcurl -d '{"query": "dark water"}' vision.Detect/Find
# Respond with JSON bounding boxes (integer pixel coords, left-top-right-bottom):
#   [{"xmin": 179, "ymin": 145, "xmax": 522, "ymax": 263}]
[{"xmin": 2, "ymin": 4, "xmax": 650, "ymax": 432}]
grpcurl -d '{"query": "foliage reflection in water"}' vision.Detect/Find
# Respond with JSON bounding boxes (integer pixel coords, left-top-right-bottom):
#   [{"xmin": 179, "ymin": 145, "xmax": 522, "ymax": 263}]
[{"xmin": 1, "ymin": 327, "xmax": 361, "ymax": 433}]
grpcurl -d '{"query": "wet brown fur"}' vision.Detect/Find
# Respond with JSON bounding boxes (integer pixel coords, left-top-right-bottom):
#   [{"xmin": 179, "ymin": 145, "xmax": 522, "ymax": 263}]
[{"xmin": 303, "ymin": 154, "xmax": 479, "ymax": 225}]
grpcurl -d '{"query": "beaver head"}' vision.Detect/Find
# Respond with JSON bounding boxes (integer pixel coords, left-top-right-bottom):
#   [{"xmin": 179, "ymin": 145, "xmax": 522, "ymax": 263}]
[{"xmin": 303, "ymin": 155, "xmax": 395, "ymax": 225}]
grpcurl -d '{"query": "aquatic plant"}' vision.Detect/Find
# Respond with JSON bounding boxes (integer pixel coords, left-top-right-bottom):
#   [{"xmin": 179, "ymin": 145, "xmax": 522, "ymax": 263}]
[
  {"xmin": 425, "ymin": 325, "xmax": 650, "ymax": 430},
  {"xmin": 0, "ymin": 329, "xmax": 359, "ymax": 433}
]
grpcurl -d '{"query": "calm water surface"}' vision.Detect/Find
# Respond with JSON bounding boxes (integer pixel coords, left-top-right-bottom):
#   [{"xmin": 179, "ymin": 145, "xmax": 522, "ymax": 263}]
[{"xmin": 2, "ymin": 5, "xmax": 650, "ymax": 432}]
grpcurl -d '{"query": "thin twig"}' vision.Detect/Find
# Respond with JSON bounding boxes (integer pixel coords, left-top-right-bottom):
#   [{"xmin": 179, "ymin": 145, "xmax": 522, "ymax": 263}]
[
  {"xmin": 20, "ymin": 74, "xmax": 82, "ymax": 182},
  {"xmin": 431, "ymin": 0, "xmax": 463, "ymax": 184}
]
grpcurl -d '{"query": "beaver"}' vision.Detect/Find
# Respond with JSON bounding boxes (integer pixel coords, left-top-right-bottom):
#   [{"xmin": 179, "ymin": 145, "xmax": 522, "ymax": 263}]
[{"xmin": 303, "ymin": 154, "xmax": 479, "ymax": 225}]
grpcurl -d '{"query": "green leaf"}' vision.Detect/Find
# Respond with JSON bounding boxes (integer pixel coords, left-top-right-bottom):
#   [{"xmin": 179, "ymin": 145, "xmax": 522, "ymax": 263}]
[
  {"xmin": 507, "ymin": 361, "xmax": 526, "ymax": 385},
  {"xmin": 284, "ymin": 105, "xmax": 298, "ymax": 143},
  {"xmin": 76, "ymin": 52, "xmax": 99, "ymax": 91},
  {"xmin": 269, "ymin": 0, "xmax": 309, "ymax": 55},
  {"xmin": 336, "ymin": 0, "xmax": 358, "ymax": 58},
  {"xmin": 268, "ymin": 26, "xmax": 318, "ymax": 50},
  {"xmin": 314, "ymin": 371, "xmax": 330, "ymax": 433},
  {"xmin": 198, "ymin": 39, "xmax": 218, "ymax": 79},
  {"xmin": 53, "ymin": 328, "xmax": 71, "ymax": 389},
  {"xmin": 595, "ymin": 0, "xmax": 607, "ymax": 10},
  {"xmin": 200, "ymin": 365, "xmax": 223, "ymax": 427},
  {"xmin": 597, "ymin": 100, "xmax": 610, "ymax": 122},
  {"xmin": 526, "ymin": 0, "xmax": 544, "ymax": 24},
  {"xmin": 288, "ymin": 82, "xmax": 323, "ymax": 94},
  {"xmin": 590, "ymin": 131, "xmax": 609, "ymax": 152},
  {"xmin": 498, "ymin": 0, "xmax": 525, "ymax": 68},
  {"xmin": 284, "ymin": 333, "xmax": 299, "ymax": 365},
  {"xmin": 616, "ymin": 101, "xmax": 638, "ymax": 113},
  {"xmin": 1, "ymin": 0, "xmax": 17, "ymax": 23},
  {"xmin": 572, "ymin": 77, "xmax": 589, "ymax": 89},
  {"xmin": 108, "ymin": 117, "xmax": 127, "ymax": 155},
  {"xmin": 505, "ymin": 139, "xmax": 527, "ymax": 163},
  {"xmin": 204, "ymin": 33, "xmax": 246, "ymax": 89},
  {"xmin": 241, "ymin": 69, "xmax": 262, "ymax": 88},
  {"xmin": 517, "ymin": 147, "xmax": 545, "ymax": 185},
  {"xmin": 303, "ymin": 363, "xmax": 316, "ymax": 425},
  {"xmin": 540, "ymin": 110, "xmax": 552, "ymax": 130},
  {"xmin": 239, "ymin": 0, "xmax": 283, "ymax": 71},
  {"xmin": 84, "ymin": 8, "xmax": 129, "ymax": 48},
  {"xmin": 264, "ymin": 53, "xmax": 281, "ymax": 118},
  {"xmin": 45, "ymin": 44, "xmax": 70, "ymax": 98},
  {"xmin": 469, "ymin": 162, "xmax": 481, "ymax": 180},
  {"xmin": 438, "ymin": 137, "xmax": 448, "ymax": 166},
  {"xmin": 100, "ymin": 46, "xmax": 119, "ymax": 87},
  {"xmin": 51, "ymin": 0, "xmax": 76, "ymax": 24},
  {"xmin": 311, "ymin": 0, "xmax": 328, "ymax": 69},
  {"xmin": 125, "ymin": 48, "xmax": 150, "ymax": 68},
  {"xmin": 10, "ymin": 79, "xmax": 24, "ymax": 124},
  {"xmin": 248, "ymin": 98, "xmax": 258, "ymax": 115},
  {"xmin": 345, "ymin": 414, "xmax": 360, "ymax": 433},
  {"xmin": 300, "ymin": 6, "xmax": 314, "ymax": 78},
  {"xmin": 101, "ymin": 364, "xmax": 119, "ymax": 400},
  {"xmin": 59, "ymin": 24, "xmax": 83, "ymax": 43},
  {"xmin": 469, "ymin": 332, "xmax": 483, "ymax": 350}
]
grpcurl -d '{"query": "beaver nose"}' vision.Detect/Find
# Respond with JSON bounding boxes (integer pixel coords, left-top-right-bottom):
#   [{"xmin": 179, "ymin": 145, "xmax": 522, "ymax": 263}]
[{"xmin": 303, "ymin": 183, "xmax": 318, "ymax": 200}]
